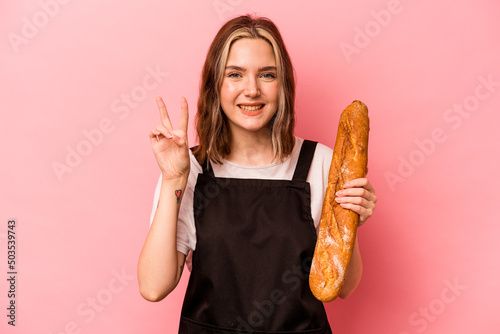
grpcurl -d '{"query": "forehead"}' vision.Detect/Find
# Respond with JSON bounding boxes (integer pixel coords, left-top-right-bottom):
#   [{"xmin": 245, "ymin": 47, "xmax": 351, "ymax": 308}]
[{"xmin": 226, "ymin": 38, "xmax": 276, "ymax": 66}]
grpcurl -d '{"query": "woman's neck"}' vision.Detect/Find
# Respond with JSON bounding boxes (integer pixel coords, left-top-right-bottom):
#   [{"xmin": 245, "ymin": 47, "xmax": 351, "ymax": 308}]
[{"xmin": 225, "ymin": 128, "xmax": 276, "ymax": 166}]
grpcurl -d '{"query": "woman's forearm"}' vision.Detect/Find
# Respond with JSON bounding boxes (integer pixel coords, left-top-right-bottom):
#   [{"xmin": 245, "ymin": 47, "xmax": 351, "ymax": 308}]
[
  {"xmin": 137, "ymin": 177, "xmax": 187, "ymax": 302},
  {"xmin": 338, "ymin": 237, "xmax": 363, "ymax": 299}
]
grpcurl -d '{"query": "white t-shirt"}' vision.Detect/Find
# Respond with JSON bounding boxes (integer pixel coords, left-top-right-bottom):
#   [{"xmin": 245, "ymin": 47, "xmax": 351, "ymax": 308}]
[{"xmin": 150, "ymin": 137, "xmax": 333, "ymax": 256}]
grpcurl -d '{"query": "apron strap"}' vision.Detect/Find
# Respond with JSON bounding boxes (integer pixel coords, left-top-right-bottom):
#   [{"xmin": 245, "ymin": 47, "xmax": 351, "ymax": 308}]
[
  {"xmin": 190, "ymin": 146, "xmax": 215, "ymax": 177},
  {"xmin": 292, "ymin": 140, "xmax": 318, "ymax": 182},
  {"xmin": 201, "ymin": 160, "xmax": 214, "ymax": 177},
  {"xmin": 192, "ymin": 140, "xmax": 318, "ymax": 180}
]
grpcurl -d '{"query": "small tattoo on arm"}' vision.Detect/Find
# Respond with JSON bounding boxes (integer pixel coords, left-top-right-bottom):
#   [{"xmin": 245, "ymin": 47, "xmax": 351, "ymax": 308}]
[{"xmin": 175, "ymin": 189, "xmax": 182, "ymax": 204}]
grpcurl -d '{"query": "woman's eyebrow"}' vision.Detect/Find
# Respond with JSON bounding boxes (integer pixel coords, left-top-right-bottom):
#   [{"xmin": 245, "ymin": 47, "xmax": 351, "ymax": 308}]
[
  {"xmin": 259, "ymin": 66, "xmax": 277, "ymax": 72},
  {"xmin": 225, "ymin": 65, "xmax": 277, "ymax": 71},
  {"xmin": 225, "ymin": 65, "xmax": 245, "ymax": 71}
]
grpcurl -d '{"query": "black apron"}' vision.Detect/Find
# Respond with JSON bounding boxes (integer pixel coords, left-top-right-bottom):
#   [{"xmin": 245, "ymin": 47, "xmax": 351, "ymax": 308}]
[{"xmin": 180, "ymin": 140, "xmax": 332, "ymax": 333}]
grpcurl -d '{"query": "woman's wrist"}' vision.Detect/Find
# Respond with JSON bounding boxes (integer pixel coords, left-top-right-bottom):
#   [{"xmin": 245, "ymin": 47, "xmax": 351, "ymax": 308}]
[
  {"xmin": 161, "ymin": 173, "xmax": 189, "ymax": 186},
  {"xmin": 160, "ymin": 175, "xmax": 188, "ymax": 205}
]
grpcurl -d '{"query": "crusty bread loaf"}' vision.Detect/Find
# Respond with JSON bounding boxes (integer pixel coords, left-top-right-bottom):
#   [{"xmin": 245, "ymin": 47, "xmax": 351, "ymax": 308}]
[{"xmin": 309, "ymin": 100, "xmax": 369, "ymax": 302}]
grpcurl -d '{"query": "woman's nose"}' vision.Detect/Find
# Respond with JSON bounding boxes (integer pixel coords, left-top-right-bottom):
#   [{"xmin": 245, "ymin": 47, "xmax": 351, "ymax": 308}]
[{"xmin": 244, "ymin": 77, "xmax": 260, "ymax": 97}]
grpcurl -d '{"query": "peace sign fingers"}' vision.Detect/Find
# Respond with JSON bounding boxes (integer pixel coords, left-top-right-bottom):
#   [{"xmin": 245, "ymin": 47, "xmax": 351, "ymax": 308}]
[
  {"xmin": 149, "ymin": 96, "xmax": 191, "ymax": 180},
  {"xmin": 156, "ymin": 96, "xmax": 174, "ymax": 133},
  {"xmin": 178, "ymin": 96, "xmax": 189, "ymax": 134}
]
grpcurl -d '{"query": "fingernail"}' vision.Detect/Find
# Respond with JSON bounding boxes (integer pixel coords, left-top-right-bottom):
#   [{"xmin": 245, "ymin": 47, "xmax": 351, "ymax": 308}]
[
  {"xmin": 335, "ymin": 197, "xmax": 341, "ymax": 202},
  {"xmin": 166, "ymin": 133, "xmax": 173, "ymax": 138},
  {"xmin": 343, "ymin": 182, "xmax": 349, "ymax": 188},
  {"xmin": 336, "ymin": 191, "xmax": 342, "ymax": 196}
]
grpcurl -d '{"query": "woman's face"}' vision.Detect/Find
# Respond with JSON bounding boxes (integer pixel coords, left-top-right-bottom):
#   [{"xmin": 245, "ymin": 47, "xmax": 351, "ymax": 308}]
[{"xmin": 220, "ymin": 38, "xmax": 279, "ymax": 137}]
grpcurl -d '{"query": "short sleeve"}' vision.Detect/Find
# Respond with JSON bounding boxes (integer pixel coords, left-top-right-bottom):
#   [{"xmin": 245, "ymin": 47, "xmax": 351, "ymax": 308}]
[
  {"xmin": 149, "ymin": 175, "xmax": 162, "ymax": 226},
  {"xmin": 307, "ymin": 142, "xmax": 333, "ymax": 231}
]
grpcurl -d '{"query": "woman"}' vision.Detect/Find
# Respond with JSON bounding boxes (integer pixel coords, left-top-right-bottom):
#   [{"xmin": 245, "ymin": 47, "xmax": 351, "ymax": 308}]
[{"xmin": 138, "ymin": 14, "xmax": 376, "ymax": 333}]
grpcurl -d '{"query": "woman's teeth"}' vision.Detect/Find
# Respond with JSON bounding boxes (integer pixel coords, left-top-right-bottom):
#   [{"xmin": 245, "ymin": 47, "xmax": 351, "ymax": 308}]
[{"xmin": 239, "ymin": 105, "xmax": 263, "ymax": 111}]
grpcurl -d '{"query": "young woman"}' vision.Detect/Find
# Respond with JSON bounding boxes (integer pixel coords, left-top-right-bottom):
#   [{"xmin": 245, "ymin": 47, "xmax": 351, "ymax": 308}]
[{"xmin": 138, "ymin": 14, "xmax": 377, "ymax": 333}]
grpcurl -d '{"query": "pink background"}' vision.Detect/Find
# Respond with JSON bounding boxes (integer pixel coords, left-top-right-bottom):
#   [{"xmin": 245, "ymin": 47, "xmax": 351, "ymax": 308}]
[{"xmin": 1, "ymin": 0, "xmax": 499, "ymax": 333}]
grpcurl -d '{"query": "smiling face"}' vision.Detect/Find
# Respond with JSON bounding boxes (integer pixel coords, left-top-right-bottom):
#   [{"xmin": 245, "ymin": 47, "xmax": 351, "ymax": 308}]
[{"xmin": 220, "ymin": 37, "xmax": 279, "ymax": 137}]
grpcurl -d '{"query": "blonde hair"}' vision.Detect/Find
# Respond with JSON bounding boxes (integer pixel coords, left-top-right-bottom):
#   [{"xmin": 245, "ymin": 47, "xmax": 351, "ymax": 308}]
[{"xmin": 194, "ymin": 15, "xmax": 295, "ymax": 165}]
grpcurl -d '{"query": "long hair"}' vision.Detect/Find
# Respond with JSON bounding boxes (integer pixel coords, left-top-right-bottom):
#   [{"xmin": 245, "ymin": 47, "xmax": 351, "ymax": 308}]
[{"xmin": 193, "ymin": 14, "xmax": 296, "ymax": 164}]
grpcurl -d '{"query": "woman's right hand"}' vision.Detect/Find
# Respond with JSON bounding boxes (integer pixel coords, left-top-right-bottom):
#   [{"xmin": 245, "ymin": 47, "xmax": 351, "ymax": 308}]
[{"xmin": 149, "ymin": 96, "xmax": 190, "ymax": 181}]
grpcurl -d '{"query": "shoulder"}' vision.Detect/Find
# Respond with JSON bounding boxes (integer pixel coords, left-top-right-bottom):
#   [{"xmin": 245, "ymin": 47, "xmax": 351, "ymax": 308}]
[
  {"xmin": 313, "ymin": 141, "xmax": 333, "ymax": 160},
  {"xmin": 297, "ymin": 137, "xmax": 332, "ymax": 186},
  {"xmin": 312, "ymin": 143, "xmax": 332, "ymax": 175},
  {"xmin": 295, "ymin": 137, "xmax": 333, "ymax": 163}
]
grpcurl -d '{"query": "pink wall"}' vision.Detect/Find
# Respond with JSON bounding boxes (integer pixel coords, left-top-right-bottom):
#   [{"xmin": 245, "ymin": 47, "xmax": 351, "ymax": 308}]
[{"xmin": 1, "ymin": 0, "xmax": 498, "ymax": 333}]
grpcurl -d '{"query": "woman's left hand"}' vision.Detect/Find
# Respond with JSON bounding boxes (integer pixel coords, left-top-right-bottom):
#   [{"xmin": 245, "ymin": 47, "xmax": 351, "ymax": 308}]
[{"xmin": 334, "ymin": 178, "xmax": 377, "ymax": 227}]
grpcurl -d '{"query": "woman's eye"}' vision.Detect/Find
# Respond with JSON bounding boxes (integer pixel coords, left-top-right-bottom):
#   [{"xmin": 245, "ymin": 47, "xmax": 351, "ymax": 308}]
[
  {"xmin": 228, "ymin": 72, "xmax": 241, "ymax": 78},
  {"xmin": 261, "ymin": 73, "xmax": 276, "ymax": 79}
]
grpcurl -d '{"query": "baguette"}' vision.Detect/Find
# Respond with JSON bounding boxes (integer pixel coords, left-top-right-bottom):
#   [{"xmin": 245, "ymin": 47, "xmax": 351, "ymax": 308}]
[{"xmin": 309, "ymin": 100, "xmax": 369, "ymax": 302}]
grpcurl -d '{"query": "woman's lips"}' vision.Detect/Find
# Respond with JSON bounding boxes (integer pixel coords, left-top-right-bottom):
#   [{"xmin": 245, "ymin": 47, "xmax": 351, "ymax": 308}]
[
  {"xmin": 238, "ymin": 104, "xmax": 264, "ymax": 111},
  {"xmin": 238, "ymin": 104, "xmax": 265, "ymax": 116}
]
